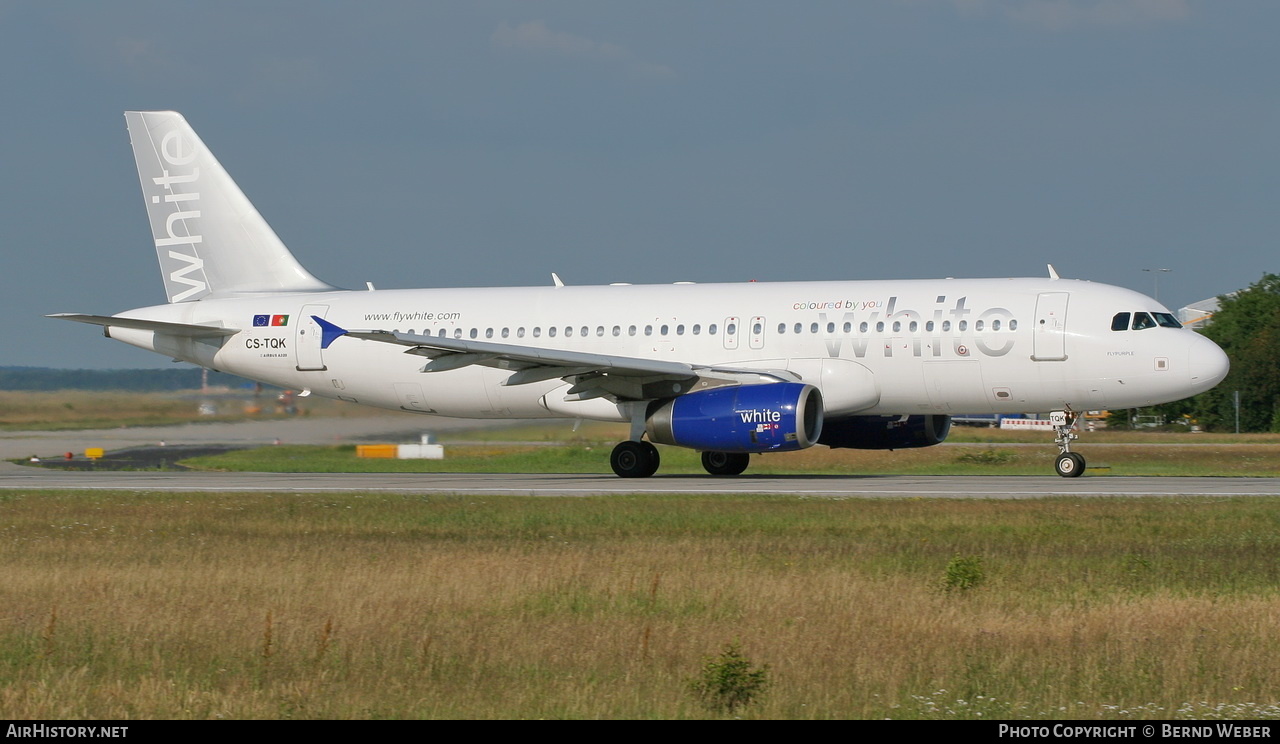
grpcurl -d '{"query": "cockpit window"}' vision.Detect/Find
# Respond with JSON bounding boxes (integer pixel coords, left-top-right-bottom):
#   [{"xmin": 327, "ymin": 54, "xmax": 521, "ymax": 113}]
[
  {"xmin": 1154, "ymin": 312, "xmax": 1181, "ymax": 328},
  {"xmin": 1111, "ymin": 312, "xmax": 1130, "ymax": 331},
  {"xmin": 1132, "ymin": 312, "xmax": 1156, "ymax": 330}
]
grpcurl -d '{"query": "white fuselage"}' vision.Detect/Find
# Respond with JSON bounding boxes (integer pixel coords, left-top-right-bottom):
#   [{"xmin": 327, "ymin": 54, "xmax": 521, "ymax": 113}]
[{"xmin": 108, "ymin": 276, "xmax": 1227, "ymax": 422}]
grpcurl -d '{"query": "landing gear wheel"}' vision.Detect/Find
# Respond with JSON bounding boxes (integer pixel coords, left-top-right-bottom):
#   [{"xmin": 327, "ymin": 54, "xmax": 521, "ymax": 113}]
[
  {"xmin": 1055, "ymin": 452, "xmax": 1085, "ymax": 478},
  {"xmin": 701, "ymin": 451, "xmax": 750, "ymax": 476},
  {"xmin": 611, "ymin": 440, "xmax": 660, "ymax": 478}
]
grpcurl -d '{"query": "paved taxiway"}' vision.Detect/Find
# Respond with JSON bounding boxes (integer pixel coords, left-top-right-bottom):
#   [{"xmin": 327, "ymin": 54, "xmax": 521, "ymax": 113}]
[
  {"xmin": 3, "ymin": 414, "xmax": 1275, "ymax": 498},
  {"xmin": 2, "ymin": 465, "xmax": 1277, "ymax": 498}
]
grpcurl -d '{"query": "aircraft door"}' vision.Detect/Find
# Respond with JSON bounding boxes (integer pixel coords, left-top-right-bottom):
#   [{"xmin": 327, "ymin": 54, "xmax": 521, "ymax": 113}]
[
  {"xmin": 723, "ymin": 317, "xmax": 740, "ymax": 351},
  {"xmin": 1032, "ymin": 293, "xmax": 1069, "ymax": 362},
  {"xmin": 295, "ymin": 304, "xmax": 330, "ymax": 371},
  {"xmin": 749, "ymin": 316, "xmax": 766, "ymax": 350},
  {"xmin": 394, "ymin": 382, "xmax": 435, "ymax": 413},
  {"xmin": 923, "ymin": 360, "xmax": 990, "ymax": 411}
]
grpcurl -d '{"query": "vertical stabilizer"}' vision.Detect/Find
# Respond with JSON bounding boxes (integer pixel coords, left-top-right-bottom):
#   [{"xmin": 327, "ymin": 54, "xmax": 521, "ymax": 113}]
[{"xmin": 125, "ymin": 111, "xmax": 334, "ymax": 302}]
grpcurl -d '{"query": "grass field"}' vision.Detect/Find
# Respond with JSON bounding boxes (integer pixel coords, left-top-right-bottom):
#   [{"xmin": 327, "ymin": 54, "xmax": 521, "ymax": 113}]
[
  {"xmin": 0, "ymin": 390, "xmax": 384, "ymax": 431},
  {"xmin": 3, "ymin": 490, "xmax": 1280, "ymax": 719}
]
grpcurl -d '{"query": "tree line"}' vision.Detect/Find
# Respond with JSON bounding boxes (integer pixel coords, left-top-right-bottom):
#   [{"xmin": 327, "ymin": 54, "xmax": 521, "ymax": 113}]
[
  {"xmin": 0, "ymin": 367, "xmax": 252, "ymax": 392},
  {"xmin": 1153, "ymin": 273, "xmax": 1280, "ymax": 432}
]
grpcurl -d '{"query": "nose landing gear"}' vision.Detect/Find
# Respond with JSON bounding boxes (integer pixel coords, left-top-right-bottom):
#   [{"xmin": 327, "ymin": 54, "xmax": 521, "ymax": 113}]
[{"xmin": 1051, "ymin": 409, "xmax": 1086, "ymax": 478}]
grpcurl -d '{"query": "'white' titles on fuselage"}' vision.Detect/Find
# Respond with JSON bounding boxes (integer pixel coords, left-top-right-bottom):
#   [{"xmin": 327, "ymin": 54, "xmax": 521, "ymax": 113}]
[{"xmin": 815, "ymin": 296, "xmax": 1016, "ymax": 358}]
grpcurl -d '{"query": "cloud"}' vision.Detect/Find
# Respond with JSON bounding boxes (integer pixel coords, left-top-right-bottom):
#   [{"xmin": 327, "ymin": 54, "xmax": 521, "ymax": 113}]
[
  {"xmin": 492, "ymin": 20, "xmax": 673, "ymax": 78},
  {"xmin": 1007, "ymin": 0, "xmax": 1191, "ymax": 30},
  {"xmin": 924, "ymin": 0, "xmax": 1191, "ymax": 30}
]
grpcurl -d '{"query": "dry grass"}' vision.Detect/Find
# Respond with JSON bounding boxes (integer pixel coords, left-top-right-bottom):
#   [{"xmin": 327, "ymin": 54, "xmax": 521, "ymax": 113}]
[
  {"xmin": 3, "ymin": 491, "xmax": 1280, "ymax": 719},
  {"xmin": 0, "ymin": 391, "xmax": 391, "ymax": 431}
]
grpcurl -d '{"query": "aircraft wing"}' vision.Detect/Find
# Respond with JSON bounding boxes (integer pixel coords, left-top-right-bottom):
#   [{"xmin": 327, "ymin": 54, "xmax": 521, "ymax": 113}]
[
  {"xmin": 313, "ymin": 316, "xmax": 795, "ymax": 402},
  {"xmin": 49, "ymin": 313, "xmax": 240, "ymax": 338}
]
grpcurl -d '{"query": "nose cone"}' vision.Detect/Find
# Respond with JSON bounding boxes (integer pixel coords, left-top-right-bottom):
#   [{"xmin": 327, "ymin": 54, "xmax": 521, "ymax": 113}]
[{"xmin": 1188, "ymin": 334, "xmax": 1230, "ymax": 393}]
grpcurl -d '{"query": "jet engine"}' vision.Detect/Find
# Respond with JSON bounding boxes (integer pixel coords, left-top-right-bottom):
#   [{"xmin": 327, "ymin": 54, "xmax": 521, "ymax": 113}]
[
  {"xmin": 818, "ymin": 414, "xmax": 951, "ymax": 450},
  {"xmin": 646, "ymin": 382, "xmax": 823, "ymax": 453}
]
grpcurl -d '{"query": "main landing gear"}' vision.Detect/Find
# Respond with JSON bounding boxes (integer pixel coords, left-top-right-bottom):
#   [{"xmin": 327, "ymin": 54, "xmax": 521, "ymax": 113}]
[
  {"xmin": 608, "ymin": 442, "xmax": 753, "ymax": 478},
  {"xmin": 1051, "ymin": 409, "xmax": 1086, "ymax": 478},
  {"xmin": 610, "ymin": 440, "xmax": 660, "ymax": 478},
  {"xmin": 701, "ymin": 451, "xmax": 750, "ymax": 476}
]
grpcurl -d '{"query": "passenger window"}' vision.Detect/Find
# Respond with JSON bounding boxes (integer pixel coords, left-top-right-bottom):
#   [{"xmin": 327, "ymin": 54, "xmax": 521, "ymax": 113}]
[
  {"xmin": 909, "ymin": 321, "xmax": 918, "ymax": 332},
  {"xmin": 645, "ymin": 325, "xmax": 653, "ymax": 336},
  {"xmin": 612, "ymin": 326, "xmax": 620, "ymax": 337},
  {"xmin": 778, "ymin": 323, "xmax": 786, "ymax": 334},
  {"xmin": 992, "ymin": 319, "xmax": 1001, "ymax": 331},
  {"xmin": 485, "ymin": 328, "xmax": 493, "ymax": 338},
  {"xmin": 876, "ymin": 322, "xmax": 884, "ymax": 332},
  {"xmin": 533, "ymin": 327, "xmax": 541, "ymax": 338},
  {"xmin": 959, "ymin": 321, "xmax": 968, "ymax": 331},
  {"xmin": 549, "ymin": 327, "xmax": 557, "ymax": 338},
  {"xmin": 859, "ymin": 322, "xmax": 869, "ymax": 333},
  {"xmin": 1111, "ymin": 312, "xmax": 1131, "ymax": 332},
  {"xmin": 501, "ymin": 328, "xmax": 509, "ymax": 338},
  {"xmin": 454, "ymin": 329, "xmax": 463, "ymax": 339},
  {"xmin": 810, "ymin": 322, "xmax": 818, "ymax": 334},
  {"xmin": 942, "ymin": 320, "xmax": 951, "ymax": 332},
  {"xmin": 753, "ymin": 322, "xmax": 762, "ymax": 335},
  {"xmin": 826, "ymin": 322, "xmax": 835, "ymax": 333},
  {"xmin": 628, "ymin": 325, "xmax": 637, "ymax": 336},
  {"xmin": 1009, "ymin": 319, "xmax": 1018, "ymax": 331},
  {"xmin": 597, "ymin": 326, "xmax": 605, "ymax": 337},
  {"xmin": 843, "ymin": 322, "xmax": 852, "ymax": 333},
  {"xmin": 727, "ymin": 323, "xmax": 737, "ymax": 334},
  {"xmin": 1133, "ymin": 312, "xmax": 1156, "ymax": 330},
  {"xmin": 565, "ymin": 327, "xmax": 573, "ymax": 337},
  {"xmin": 794, "ymin": 323, "xmax": 802, "ymax": 334},
  {"xmin": 581, "ymin": 326, "xmax": 589, "ymax": 337},
  {"xmin": 926, "ymin": 321, "xmax": 935, "ymax": 332},
  {"xmin": 661, "ymin": 325, "xmax": 669, "ymax": 336},
  {"xmin": 892, "ymin": 321, "xmax": 901, "ymax": 332},
  {"xmin": 517, "ymin": 328, "xmax": 525, "ymax": 338},
  {"xmin": 708, "ymin": 324, "xmax": 718, "ymax": 335},
  {"xmin": 975, "ymin": 320, "xmax": 984, "ymax": 332},
  {"xmin": 692, "ymin": 324, "xmax": 701, "ymax": 335}
]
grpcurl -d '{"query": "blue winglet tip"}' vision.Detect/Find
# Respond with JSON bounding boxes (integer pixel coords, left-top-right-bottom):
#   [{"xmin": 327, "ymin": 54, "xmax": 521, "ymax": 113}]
[{"xmin": 313, "ymin": 315, "xmax": 347, "ymax": 350}]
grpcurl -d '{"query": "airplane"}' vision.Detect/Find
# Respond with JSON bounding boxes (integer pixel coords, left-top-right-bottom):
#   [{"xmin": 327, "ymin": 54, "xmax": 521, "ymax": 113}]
[{"xmin": 53, "ymin": 111, "xmax": 1230, "ymax": 478}]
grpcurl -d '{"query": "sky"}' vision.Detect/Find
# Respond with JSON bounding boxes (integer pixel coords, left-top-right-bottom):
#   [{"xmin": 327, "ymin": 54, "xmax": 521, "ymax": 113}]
[{"xmin": 2, "ymin": 0, "xmax": 1276, "ymax": 368}]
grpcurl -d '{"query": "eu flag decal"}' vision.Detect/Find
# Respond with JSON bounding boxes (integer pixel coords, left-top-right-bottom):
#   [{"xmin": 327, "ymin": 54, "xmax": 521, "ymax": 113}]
[
  {"xmin": 271, "ymin": 315, "xmax": 289, "ymax": 326},
  {"xmin": 253, "ymin": 315, "xmax": 269, "ymax": 327}
]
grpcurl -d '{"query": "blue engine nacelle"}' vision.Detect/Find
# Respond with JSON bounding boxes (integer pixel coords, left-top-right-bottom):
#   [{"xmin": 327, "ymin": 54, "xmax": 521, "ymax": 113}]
[
  {"xmin": 645, "ymin": 383, "xmax": 824, "ymax": 453},
  {"xmin": 818, "ymin": 414, "xmax": 951, "ymax": 450}
]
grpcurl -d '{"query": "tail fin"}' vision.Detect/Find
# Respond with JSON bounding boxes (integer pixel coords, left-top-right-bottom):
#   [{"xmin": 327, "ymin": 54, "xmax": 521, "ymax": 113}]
[{"xmin": 125, "ymin": 111, "xmax": 335, "ymax": 303}]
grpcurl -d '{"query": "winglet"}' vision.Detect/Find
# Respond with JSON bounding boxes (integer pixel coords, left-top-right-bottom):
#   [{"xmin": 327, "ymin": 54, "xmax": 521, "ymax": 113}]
[
  {"xmin": 1047, "ymin": 264, "xmax": 1061, "ymax": 280},
  {"xmin": 312, "ymin": 315, "xmax": 348, "ymax": 349}
]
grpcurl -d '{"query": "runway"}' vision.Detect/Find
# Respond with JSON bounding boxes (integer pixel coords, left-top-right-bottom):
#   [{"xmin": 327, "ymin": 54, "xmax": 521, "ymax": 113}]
[
  {"xmin": 3, "ymin": 415, "xmax": 1276, "ymax": 498},
  {"xmin": 2, "ymin": 464, "xmax": 1277, "ymax": 498}
]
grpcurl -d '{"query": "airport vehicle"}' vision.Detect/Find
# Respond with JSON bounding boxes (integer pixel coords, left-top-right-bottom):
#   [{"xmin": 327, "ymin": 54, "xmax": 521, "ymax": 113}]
[{"xmin": 53, "ymin": 112, "xmax": 1230, "ymax": 478}]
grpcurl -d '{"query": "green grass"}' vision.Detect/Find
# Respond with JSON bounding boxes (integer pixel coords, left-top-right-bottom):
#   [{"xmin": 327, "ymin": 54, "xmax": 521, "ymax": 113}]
[{"xmin": 4, "ymin": 491, "xmax": 1280, "ymax": 718}]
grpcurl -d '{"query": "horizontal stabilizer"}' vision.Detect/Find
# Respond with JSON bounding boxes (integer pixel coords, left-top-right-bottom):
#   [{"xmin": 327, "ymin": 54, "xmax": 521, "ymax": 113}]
[{"xmin": 48, "ymin": 313, "xmax": 240, "ymax": 338}]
